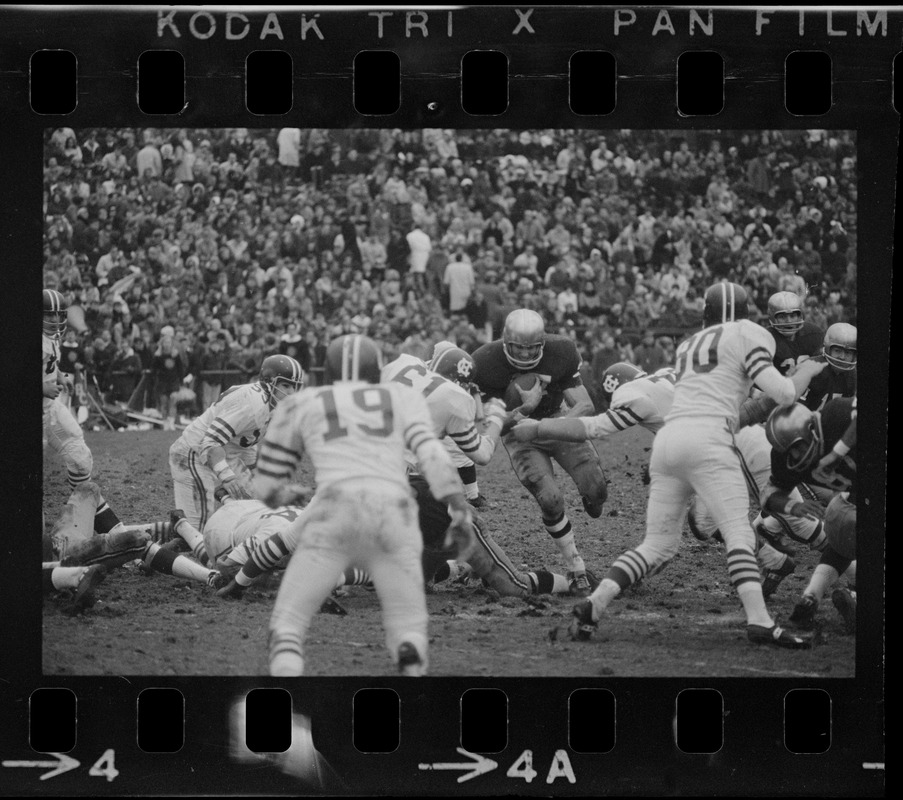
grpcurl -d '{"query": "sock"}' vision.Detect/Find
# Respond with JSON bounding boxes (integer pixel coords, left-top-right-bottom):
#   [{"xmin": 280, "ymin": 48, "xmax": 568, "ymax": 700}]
[
  {"xmin": 806, "ymin": 521, "xmax": 827, "ymax": 551},
  {"xmin": 757, "ymin": 542, "xmax": 788, "ymax": 571},
  {"xmin": 67, "ymin": 471, "xmax": 91, "ymax": 490},
  {"xmin": 173, "ymin": 518, "xmax": 209, "ymax": 566},
  {"xmin": 727, "ymin": 548, "xmax": 772, "ymax": 627},
  {"xmin": 457, "ymin": 465, "xmax": 479, "ymax": 500},
  {"xmin": 588, "ymin": 578, "xmax": 622, "ymax": 621},
  {"xmin": 341, "ymin": 567, "xmax": 372, "ymax": 586},
  {"xmin": 545, "ymin": 523, "xmax": 583, "ymax": 573},
  {"xmin": 463, "ymin": 482, "xmax": 479, "ymax": 500},
  {"xmin": 269, "ymin": 630, "xmax": 305, "ymax": 677},
  {"xmin": 607, "ymin": 549, "xmax": 651, "ymax": 590},
  {"xmin": 549, "ymin": 572, "xmax": 571, "ymax": 594},
  {"xmin": 94, "ymin": 499, "xmax": 122, "ymax": 534},
  {"xmin": 48, "ymin": 566, "xmax": 85, "ymax": 591},
  {"xmin": 531, "ymin": 570, "xmax": 557, "ymax": 594},
  {"xmin": 803, "ymin": 563, "xmax": 841, "ymax": 603}
]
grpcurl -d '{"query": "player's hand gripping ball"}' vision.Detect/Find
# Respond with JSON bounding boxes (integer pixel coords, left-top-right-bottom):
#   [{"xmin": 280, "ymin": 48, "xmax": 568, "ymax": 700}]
[{"xmin": 504, "ymin": 372, "xmax": 543, "ymax": 414}]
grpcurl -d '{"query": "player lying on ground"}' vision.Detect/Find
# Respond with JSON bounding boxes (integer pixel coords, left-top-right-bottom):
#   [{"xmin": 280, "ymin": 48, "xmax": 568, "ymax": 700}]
[
  {"xmin": 42, "ymin": 481, "xmax": 222, "ymax": 610},
  {"xmin": 762, "ymin": 398, "xmax": 858, "ymax": 634},
  {"xmin": 214, "ymin": 471, "xmax": 572, "ymax": 601},
  {"xmin": 565, "ymin": 282, "xmax": 829, "ymax": 650}
]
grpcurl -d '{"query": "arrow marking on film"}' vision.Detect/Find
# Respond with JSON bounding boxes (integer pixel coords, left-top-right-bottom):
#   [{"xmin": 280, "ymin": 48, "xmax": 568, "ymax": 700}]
[
  {"xmin": 2, "ymin": 753, "xmax": 80, "ymax": 780},
  {"xmin": 418, "ymin": 748, "xmax": 498, "ymax": 783}
]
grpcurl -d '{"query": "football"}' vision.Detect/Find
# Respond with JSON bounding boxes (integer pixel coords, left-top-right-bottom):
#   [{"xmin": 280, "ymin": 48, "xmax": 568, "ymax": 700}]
[{"xmin": 504, "ymin": 372, "xmax": 542, "ymax": 410}]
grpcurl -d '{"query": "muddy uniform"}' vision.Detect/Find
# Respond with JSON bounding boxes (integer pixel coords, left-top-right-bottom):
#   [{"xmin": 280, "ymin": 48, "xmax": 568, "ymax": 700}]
[
  {"xmin": 769, "ymin": 321, "xmax": 824, "ymax": 375},
  {"xmin": 169, "ymin": 382, "xmax": 275, "ymax": 531},
  {"xmin": 44, "ymin": 332, "xmax": 93, "ymax": 488},
  {"xmin": 471, "ymin": 335, "xmax": 608, "ymax": 528},
  {"xmin": 763, "ymin": 397, "xmax": 857, "ymax": 565}
]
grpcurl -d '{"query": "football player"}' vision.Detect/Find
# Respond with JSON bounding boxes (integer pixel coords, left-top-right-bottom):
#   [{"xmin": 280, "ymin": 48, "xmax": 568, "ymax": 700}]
[
  {"xmin": 568, "ymin": 282, "xmax": 828, "ymax": 650},
  {"xmin": 516, "ymin": 362, "xmax": 813, "ymax": 598},
  {"xmin": 428, "ymin": 341, "xmax": 489, "ymax": 507},
  {"xmin": 766, "ymin": 291, "xmax": 825, "ymax": 375},
  {"xmin": 762, "ymin": 398, "xmax": 857, "ymax": 633},
  {"xmin": 801, "ymin": 323, "xmax": 857, "ymax": 412},
  {"xmin": 168, "ymin": 354, "xmax": 304, "ymax": 561},
  {"xmin": 471, "ymin": 309, "xmax": 608, "ymax": 597},
  {"xmin": 43, "ymin": 481, "xmax": 220, "ymax": 596},
  {"xmin": 43, "ymin": 289, "xmax": 123, "ymax": 533},
  {"xmin": 254, "ymin": 334, "xmax": 474, "ymax": 677}
]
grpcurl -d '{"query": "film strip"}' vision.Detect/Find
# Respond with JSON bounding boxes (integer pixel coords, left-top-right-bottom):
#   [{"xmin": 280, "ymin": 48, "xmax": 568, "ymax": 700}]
[{"xmin": 1, "ymin": 4, "xmax": 890, "ymax": 796}]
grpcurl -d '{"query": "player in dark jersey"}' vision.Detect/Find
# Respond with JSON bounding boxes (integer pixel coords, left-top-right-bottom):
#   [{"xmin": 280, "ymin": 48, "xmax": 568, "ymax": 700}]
[
  {"xmin": 471, "ymin": 309, "xmax": 608, "ymax": 597},
  {"xmin": 801, "ymin": 323, "xmax": 857, "ymax": 412},
  {"xmin": 766, "ymin": 291, "xmax": 824, "ymax": 375},
  {"xmin": 761, "ymin": 397, "xmax": 857, "ymax": 633}
]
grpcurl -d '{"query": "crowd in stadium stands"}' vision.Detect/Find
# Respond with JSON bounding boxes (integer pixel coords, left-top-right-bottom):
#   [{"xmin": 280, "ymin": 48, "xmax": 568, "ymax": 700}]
[{"xmin": 43, "ymin": 126, "xmax": 857, "ymax": 416}]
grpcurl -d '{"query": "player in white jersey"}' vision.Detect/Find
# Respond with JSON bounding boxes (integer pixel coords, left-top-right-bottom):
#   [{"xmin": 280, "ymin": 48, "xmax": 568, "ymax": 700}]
[
  {"xmin": 254, "ymin": 334, "xmax": 474, "ymax": 677},
  {"xmin": 381, "ymin": 350, "xmax": 505, "ymax": 468},
  {"xmin": 516, "ymin": 362, "xmax": 808, "ymax": 597},
  {"xmin": 568, "ymin": 282, "xmax": 828, "ymax": 650},
  {"xmin": 43, "ymin": 289, "xmax": 123, "ymax": 533},
  {"xmin": 168, "ymin": 354, "xmax": 304, "ymax": 560}
]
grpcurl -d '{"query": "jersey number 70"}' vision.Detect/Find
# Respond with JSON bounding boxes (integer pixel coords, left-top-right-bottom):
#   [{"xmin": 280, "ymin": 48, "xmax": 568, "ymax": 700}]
[{"xmin": 675, "ymin": 327, "xmax": 723, "ymax": 379}]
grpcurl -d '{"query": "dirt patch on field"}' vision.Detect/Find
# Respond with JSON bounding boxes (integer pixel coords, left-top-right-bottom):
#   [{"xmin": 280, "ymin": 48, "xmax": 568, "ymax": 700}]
[{"xmin": 43, "ymin": 429, "xmax": 854, "ymax": 677}]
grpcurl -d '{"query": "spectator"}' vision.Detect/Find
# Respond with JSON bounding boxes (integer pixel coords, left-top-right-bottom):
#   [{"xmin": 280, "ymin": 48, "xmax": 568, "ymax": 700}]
[
  {"xmin": 442, "ymin": 247, "xmax": 475, "ymax": 314},
  {"xmin": 633, "ymin": 330, "xmax": 669, "ymax": 374}
]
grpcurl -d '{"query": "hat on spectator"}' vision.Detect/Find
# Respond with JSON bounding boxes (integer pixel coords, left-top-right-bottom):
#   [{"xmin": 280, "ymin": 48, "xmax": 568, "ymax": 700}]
[
  {"xmin": 161, "ymin": 325, "xmax": 175, "ymax": 338},
  {"xmin": 290, "ymin": 214, "xmax": 305, "ymax": 227}
]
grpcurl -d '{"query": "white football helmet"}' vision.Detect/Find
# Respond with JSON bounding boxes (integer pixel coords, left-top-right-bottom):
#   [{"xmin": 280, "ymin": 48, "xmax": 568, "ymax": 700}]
[
  {"xmin": 502, "ymin": 309, "xmax": 545, "ymax": 370},
  {"xmin": 767, "ymin": 291, "xmax": 805, "ymax": 336},
  {"xmin": 822, "ymin": 323, "xmax": 857, "ymax": 371}
]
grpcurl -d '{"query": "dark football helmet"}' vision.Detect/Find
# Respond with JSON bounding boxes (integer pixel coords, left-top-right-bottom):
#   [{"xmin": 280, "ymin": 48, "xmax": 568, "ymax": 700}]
[
  {"xmin": 259, "ymin": 355, "xmax": 305, "ymax": 402},
  {"xmin": 430, "ymin": 341, "xmax": 477, "ymax": 392},
  {"xmin": 767, "ymin": 291, "xmax": 805, "ymax": 336},
  {"xmin": 765, "ymin": 403, "xmax": 824, "ymax": 472},
  {"xmin": 822, "ymin": 323, "xmax": 857, "ymax": 371},
  {"xmin": 43, "ymin": 288, "xmax": 68, "ymax": 339},
  {"xmin": 324, "ymin": 334, "xmax": 384, "ymax": 384},
  {"xmin": 502, "ymin": 309, "xmax": 545, "ymax": 370},
  {"xmin": 600, "ymin": 362, "xmax": 646, "ymax": 401},
  {"xmin": 703, "ymin": 282, "xmax": 749, "ymax": 327}
]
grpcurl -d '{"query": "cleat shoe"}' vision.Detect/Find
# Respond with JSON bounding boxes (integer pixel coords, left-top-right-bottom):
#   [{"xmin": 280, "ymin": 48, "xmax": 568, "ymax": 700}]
[
  {"xmin": 568, "ymin": 570, "xmax": 593, "ymax": 598},
  {"xmin": 568, "ymin": 600, "xmax": 597, "ymax": 641},
  {"xmin": 319, "ymin": 595, "xmax": 348, "ymax": 616},
  {"xmin": 581, "ymin": 495, "xmax": 604, "ymax": 519},
  {"xmin": 789, "ymin": 594, "xmax": 819, "ymax": 630},
  {"xmin": 755, "ymin": 521, "xmax": 797, "ymax": 557},
  {"xmin": 397, "ymin": 641, "xmax": 424, "ymax": 675},
  {"xmin": 761, "ymin": 557, "xmax": 797, "ymax": 599},
  {"xmin": 584, "ymin": 568, "xmax": 600, "ymax": 591},
  {"xmin": 747, "ymin": 623, "xmax": 812, "ymax": 649},
  {"xmin": 74, "ymin": 564, "xmax": 107, "ymax": 609},
  {"xmin": 207, "ymin": 570, "xmax": 229, "ymax": 590},
  {"xmin": 831, "ymin": 587, "xmax": 856, "ymax": 634},
  {"xmin": 467, "ymin": 495, "xmax": 489, "ymax": 510},
  {"xmin": 216, "ymin": 579, "xmax": 246, "ymax": 600}
]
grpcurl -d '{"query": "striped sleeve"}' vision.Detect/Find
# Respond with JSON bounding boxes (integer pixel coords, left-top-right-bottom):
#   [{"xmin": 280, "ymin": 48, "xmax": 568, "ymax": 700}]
[
  {"xmin": 255, "ymin": 396, "xmax": 304, "ymax": 480},
  {"xmin": 744, "ymin": 346, "xmax": 774, "ymax": 381},
  {"xmin": 205, "ymin": 416, "xmax": 237, "ymax": 446}
]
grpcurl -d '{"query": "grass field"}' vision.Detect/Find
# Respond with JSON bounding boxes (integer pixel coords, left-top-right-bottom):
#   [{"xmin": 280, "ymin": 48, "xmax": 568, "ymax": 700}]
[{"xmin": 42, "ymin": 427, "xmax": 854, "ymax": 677}]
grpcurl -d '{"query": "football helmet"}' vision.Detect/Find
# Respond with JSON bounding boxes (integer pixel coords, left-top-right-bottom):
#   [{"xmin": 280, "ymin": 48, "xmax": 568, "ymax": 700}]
[
  {"xmin": 259, "ymin": 355, "xmax": 305, "ymax": 402},
  {"xmin": 430, "ymin": 341, "xmax": 477, "ymax": 392},
  {"xmin": 502, "ymin": 309, "xmax": 545, "ymax": 370},
  {"xmin": 767, "ymin": 291, "xmax": 805, "ymax": 336},
  {"xmin": 822, "ymin": 323, "xmax": 857, "ymax": 371},
  {"xmin": 703, "ymin": 282, "xmax": 749, "ymax": 327},
  {"xmin": 600, "ymin": 362, "xmax": 646, "ymax": 401},
  {"xmin": 765, "ymin": 403, "xmax": 824, "ymax": 472},
  {"xmin": 43, "ymin": 288, "xmax": 68, "ymax": 339},
  {"xmin": 324, "ymin": 334, "xmax": 384, "ymax": 384}
]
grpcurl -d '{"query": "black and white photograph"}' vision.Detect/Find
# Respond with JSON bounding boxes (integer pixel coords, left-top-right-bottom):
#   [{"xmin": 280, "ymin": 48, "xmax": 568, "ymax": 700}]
[
  {"xmin": 41, "ymin": 126, "xmax": 861, "ymax": 677},
  {"xmin": 1, "ymin": 4, "xmax": 889, "ymax": 797}
]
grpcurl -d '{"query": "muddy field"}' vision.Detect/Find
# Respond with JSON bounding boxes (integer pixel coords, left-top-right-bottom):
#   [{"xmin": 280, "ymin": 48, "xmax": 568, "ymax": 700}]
[{"xmin": 42, "ymin": 427, "xmax": 854, "ymax": 678}]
